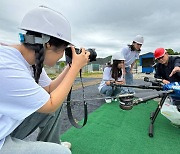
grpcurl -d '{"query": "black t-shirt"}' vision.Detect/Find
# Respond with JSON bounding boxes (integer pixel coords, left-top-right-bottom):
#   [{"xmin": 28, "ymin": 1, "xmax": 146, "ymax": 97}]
[{"xmin": 154, "ymin": 56, "xmax": 180, "ymax": 82}]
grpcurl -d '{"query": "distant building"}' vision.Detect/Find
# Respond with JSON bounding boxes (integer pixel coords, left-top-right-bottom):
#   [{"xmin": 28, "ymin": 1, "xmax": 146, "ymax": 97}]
[
  {"xmin": 82, "ymin": 56, "xmax": 112, "ymax": 72},
  {"xmin": 45, "ymin": 55, "xmax": 112, "ymax": 74},
  {"xmin": 139, "ymin": 52, "xmax": 154, "ymax": 73}
]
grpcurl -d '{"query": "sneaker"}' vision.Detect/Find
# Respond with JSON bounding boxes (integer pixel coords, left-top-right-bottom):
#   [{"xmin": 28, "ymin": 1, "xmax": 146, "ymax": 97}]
[
  {"xmin": 105, "ymin": 98, "xmax": 112, "ymax": 103},
  {"xmin": 112, "ymin": 98, "xmax": 117, "ymax": 102},
  {"xmin": 114, "ymin": 98, "xmax": 117, "ymax": 102},
  {"xmin": 61, "ymin": 141, "xmax": 71, "ymax": 149}
]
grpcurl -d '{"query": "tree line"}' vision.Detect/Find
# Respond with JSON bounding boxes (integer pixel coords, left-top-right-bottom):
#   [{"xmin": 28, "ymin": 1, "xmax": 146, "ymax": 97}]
[{"xmin": 166, "ymin": 49, "xmax": 180, "ymax": 55}]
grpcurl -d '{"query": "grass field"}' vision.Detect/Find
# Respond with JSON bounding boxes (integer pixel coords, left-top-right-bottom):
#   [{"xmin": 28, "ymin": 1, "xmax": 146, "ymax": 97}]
[{"xmin": 62, "ymin": 100, "xmax": 180, "ymax": 154}]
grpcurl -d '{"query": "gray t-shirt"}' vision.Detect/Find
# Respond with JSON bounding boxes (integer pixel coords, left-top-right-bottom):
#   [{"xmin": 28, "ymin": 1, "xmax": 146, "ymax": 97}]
[
  {"xmin": 0, "ymin": 46, "xmax": 51, "ymax": 149},
  {"xmin": 121, "ymin": 46, "xmax": 139, "ymax": 67}
]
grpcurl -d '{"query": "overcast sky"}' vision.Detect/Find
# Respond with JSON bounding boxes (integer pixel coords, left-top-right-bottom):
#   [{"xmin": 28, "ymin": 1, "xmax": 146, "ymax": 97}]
[{"xmin": 1, "ymin": 0, "xmax": 180, "ymax": 58}]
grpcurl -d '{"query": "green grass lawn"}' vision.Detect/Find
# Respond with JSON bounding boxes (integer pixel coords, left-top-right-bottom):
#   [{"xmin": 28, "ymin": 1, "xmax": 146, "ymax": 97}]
[{"xmin": 61, "ymin": 100, "xmax": 180, "ymax": 154}]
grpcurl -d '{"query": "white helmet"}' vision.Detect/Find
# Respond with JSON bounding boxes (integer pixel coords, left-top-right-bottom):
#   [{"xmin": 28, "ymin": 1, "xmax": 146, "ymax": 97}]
[
  {"xmin": 111, "ymin": 52, "xmax": 125, "ymax": 63},
  {"xmin": 20, "ymin": 6, "xmax": 72, "ymax": 44},
  {"xmin": 133, "ymin": 35, "xmax": 144, "ymax": 44}
]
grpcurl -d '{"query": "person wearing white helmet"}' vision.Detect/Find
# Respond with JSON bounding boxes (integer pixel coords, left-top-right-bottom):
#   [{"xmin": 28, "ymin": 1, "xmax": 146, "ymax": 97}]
[
  {"xmin": 118, "ymin": 35, "xmax": 144, "ymax": 94},
  {"xmin": 98, "ymin": 52, "xmax": 127, "ymax": 103},
  {"xmin": 0, "ymin": 6, "xmax": 91, "ymax": 154}
]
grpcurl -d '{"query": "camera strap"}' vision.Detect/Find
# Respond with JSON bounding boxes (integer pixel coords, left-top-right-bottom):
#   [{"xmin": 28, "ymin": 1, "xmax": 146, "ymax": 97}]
[{"xmin": 66, "ymin": 69, "xmax": 88, "ymax": 128}]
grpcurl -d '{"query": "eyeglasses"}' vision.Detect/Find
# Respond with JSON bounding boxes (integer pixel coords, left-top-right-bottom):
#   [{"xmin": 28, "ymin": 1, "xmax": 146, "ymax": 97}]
[{"xmin": 157, "ymin": 55, "xmax": 164, "ymax": 60}]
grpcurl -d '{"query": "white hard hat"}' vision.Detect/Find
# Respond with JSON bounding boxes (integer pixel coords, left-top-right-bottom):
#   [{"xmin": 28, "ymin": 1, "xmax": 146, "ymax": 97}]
[
  {"xmin": 111, "ymin": 52, "xmax": 125, "ymax": 63},
  {"xmin": 133, "ymin": 35, "xmax": 144, "ymax": 44},
  {"xmin": 20, "ymin": 6, "xmax": 72, "ymax": 44}
]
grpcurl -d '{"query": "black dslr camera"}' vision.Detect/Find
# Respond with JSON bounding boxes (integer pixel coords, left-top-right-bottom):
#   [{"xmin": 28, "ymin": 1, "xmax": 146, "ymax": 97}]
[{"xmin": 65, "ymin": 47, "xmax": 97, "ymax": 64}]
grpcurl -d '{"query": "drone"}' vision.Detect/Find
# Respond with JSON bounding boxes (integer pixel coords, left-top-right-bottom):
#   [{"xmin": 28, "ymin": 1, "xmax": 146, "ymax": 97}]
[
  {"xmin": 115, "ymin": 77, "xmax": 180, "ymax": 137},
  {"xmin": 66, "ymin": 76, "xmax": 180, "ymax": 138}
]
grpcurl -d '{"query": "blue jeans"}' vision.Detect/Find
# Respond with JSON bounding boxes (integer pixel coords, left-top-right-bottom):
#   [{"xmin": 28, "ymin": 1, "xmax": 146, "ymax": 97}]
[
  {"xmin": 100, "ymin": 85, "xmax": 126, "ymax": 97},
  {"xmin": 125, "ymin": 67, "xmax": 135, "ymax": 93}
]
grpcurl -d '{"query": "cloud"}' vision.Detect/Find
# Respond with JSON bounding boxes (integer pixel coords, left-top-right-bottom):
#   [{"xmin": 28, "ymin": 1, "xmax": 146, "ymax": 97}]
[{"xmin": 1, "ymin": 0, "xmax": 180, "ymax": 57}]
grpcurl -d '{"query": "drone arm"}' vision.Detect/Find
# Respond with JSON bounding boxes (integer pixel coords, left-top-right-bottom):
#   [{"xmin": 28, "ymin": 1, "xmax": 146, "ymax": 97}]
[
  {"xmin": 133, "ymin": 90, "xmax": 173, "ymax": 105},
  {"xmin": 113, "ymin": 83, "xmax": 163, "ymax": 90},
  {"xmin": 133, "ymin": 94, "xmax": 161, "ymax": 105}
]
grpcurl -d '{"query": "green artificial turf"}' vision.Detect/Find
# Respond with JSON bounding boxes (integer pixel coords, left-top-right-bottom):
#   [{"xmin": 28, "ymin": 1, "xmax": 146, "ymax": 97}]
[{"xmin": 61, "ymin": 100, "xmax": 180, "ymax": 154}]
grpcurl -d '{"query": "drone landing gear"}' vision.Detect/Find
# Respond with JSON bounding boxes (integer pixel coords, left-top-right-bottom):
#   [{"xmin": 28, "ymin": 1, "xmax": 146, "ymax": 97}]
[{"xmin": 148, "ymin": 93, "xmax": 168, "ymax": 137}]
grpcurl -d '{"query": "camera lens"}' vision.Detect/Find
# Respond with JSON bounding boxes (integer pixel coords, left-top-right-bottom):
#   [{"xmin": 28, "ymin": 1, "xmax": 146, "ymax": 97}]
[
  {"xmin": 87, "ymin": 49, "xmax": 97, "ymax": 62},
  {"xmin": 65, "ymin": 47, "xmax": 97, "ymax": 63}
]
